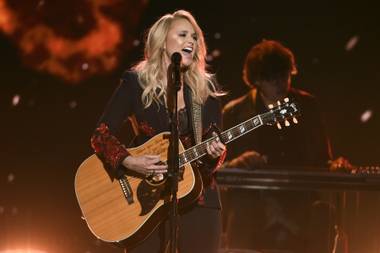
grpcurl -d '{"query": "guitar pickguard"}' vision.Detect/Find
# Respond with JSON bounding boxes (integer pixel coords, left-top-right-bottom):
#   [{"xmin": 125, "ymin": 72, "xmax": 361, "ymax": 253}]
[{"xmin": 137, "ymin": 179, "xmax": 169, "ymax": 216}]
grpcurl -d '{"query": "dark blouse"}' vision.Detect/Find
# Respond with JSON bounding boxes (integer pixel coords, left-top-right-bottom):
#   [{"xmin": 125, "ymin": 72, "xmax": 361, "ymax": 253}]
[
  {"xmin": 90, "ymin": 71, "xmax": 225, "ymax": 209},
  {"xmin": 178, "ymin": 107, "xmax": 191, "ymax": 136}
]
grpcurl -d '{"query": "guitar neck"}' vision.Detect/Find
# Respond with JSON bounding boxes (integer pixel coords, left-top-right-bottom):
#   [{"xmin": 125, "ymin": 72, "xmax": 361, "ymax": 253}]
[
  {"xmin": 177, "ymin": 99, "xmax": 299, "ymax": 167},
  {"xmin": 179, "ymin": 113, "xmax": 269, "ymax": 167}
]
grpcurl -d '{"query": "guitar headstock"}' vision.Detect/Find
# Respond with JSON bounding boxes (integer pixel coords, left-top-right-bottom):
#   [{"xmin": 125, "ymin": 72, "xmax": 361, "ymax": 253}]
[{"xmin": 263, "ymin": 97, "xmax": 299, "ymax": 129}]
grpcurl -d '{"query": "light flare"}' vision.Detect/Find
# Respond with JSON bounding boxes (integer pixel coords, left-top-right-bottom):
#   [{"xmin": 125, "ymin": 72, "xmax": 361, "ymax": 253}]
[
  {"xmin": 0, "ymin": 250, "xmax": 47, "ymax": 253},
  {"xmin": 0, "ymin": 0, "xmax": 17, "ymax": 34}
]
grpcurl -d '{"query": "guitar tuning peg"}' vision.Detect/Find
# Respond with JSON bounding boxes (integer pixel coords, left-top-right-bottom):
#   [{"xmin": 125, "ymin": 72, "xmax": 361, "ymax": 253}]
[
  {"xmin": 292, "ymin": 117, "xmax": 298, "ymax": 124},
  {"xmin": 268, "ymin": 104, "xmax": 274, "ymax": 109},
  {"xmin": 277, "ymin": 100, "xmax": 281, "ymax": 106},
  {"xmin": 284, "ymin": 97, "xmax": 289, "ymax": 103},
  {"xmin": 284, "ymin": 120, "xmax": 290, "ymax": 127},
  {"xmin": 276, "ymin": 122, "xmax": 282, "ymax": 130}
]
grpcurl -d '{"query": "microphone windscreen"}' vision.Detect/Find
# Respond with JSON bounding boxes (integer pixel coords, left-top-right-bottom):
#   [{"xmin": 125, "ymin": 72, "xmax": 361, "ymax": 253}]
[{"xmin": 171, "ymin": 52, "xmax": 182, "ymax": 65}]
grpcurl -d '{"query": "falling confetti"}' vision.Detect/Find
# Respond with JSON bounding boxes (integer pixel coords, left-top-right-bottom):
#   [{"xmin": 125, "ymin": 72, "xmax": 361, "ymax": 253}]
[
  {"xmin": 36, "ymin": 0, "xmax": 45, "ymax": 9},
  {"xmin": 12, "ymin": 94, "xmax": 20, "ymax": 106},
  {"xmin": 133, "ymin": 39, "xmax": 140, "ymax": 47},
  {"xmin": 211, "ymin": 49, "xmax": 221, "ymax": 58},
  {"xmin": 214, "ymin": 32, "xmax": 221, "ymax": 39},
  {"xmin": 7, "ymin": 173, "xmax": 15, "ymax": 183},
  {"xmin": 81, "ymin": 62, "xmax": 89, "ymax": 71},
  {"xmin": 69, "ymin": 100, "xmax": 78, "ymax": 109},
  {"xmin": 11, "ymin": 206, "xmax": 18, "ymax": 215},
  {"xmin": 345, "ymin": 35, "xmax": 360, "ymax": 51},
  {"xmin": 360, "ymin": 109, "xmax": 372, "ymax": 123}
]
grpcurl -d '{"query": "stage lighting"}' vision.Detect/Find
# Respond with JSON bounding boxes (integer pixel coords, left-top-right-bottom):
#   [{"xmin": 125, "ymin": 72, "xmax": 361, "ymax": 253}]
[{"xmin": 0, "ymin": 250, "xmax": 47, "ymax": 253}]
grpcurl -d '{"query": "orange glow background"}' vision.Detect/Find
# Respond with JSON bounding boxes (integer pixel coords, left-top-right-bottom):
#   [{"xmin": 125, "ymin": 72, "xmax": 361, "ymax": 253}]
[{"xmin": 0, "ymin": 0, "xmax": 146, "ymax": 83}]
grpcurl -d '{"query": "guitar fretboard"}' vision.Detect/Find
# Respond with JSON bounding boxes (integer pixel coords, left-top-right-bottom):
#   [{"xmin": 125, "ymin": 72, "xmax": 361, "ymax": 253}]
[
  {"xmin": 177, "ymin": 101, "xmax": 297, "ymax": 167},
  {"xmin": 179, "ymin": 113, "xmax": 271, "ymax": 167}
]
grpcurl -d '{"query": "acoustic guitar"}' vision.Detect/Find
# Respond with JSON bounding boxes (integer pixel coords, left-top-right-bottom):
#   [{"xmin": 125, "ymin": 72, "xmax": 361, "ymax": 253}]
[{"xmin": 74, "ymin": 98, "xmax": 298, "ymax": 248}]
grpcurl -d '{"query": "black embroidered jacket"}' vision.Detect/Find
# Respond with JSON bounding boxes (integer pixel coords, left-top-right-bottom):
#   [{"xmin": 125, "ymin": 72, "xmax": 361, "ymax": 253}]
[{"xmin": 91, "ymin": 71, "xmax": 224, "ymax": 209}]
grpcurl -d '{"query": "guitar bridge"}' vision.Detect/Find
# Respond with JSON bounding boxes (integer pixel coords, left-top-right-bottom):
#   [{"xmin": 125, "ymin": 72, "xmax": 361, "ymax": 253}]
[{"xmin": 119, "ymin": 177, "xmax": 134, "ymax": 204}]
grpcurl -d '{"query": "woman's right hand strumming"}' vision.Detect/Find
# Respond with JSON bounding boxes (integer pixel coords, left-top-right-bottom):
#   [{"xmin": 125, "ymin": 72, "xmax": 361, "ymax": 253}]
[{"xmin": 122, "ymin": 155, "xmax": 168, "ymax": 177}]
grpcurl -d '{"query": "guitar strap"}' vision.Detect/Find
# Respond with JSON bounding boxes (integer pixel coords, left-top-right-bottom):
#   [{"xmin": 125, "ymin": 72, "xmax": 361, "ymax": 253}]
[{"xmin": 190, "ymin": 91, "xmax": 202, "ymax": 145}]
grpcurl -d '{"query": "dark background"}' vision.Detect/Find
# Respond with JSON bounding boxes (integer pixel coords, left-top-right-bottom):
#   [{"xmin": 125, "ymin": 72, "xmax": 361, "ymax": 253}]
[{"xmin": 1, "ymin": 1, "xmax": 379, "ymax": 252}]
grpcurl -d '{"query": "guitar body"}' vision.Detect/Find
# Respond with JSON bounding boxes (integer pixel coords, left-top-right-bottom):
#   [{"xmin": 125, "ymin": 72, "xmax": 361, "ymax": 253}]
[{"xmin": 74, "ymin": 132, "xmax": 203, "ymax": 248}]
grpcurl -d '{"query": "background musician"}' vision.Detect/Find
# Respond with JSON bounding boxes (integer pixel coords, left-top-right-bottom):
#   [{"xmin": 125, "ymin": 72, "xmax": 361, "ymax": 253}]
[{"xmin": 222, "ymin": 40, "xmax": 336, "ymax": 253}]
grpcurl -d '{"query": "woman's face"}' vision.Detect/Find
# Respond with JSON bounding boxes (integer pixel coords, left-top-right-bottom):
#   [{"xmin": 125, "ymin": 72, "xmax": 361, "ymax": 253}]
[{"xmin": 164, "ymin": 18, "xmax": 198, "ymax": 67}]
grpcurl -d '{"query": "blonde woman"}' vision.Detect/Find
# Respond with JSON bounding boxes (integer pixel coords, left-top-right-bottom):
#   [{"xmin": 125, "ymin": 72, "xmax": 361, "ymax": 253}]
[{"xmin": 91, "ymin": 10, "xmax": 226, "ymax": 253}]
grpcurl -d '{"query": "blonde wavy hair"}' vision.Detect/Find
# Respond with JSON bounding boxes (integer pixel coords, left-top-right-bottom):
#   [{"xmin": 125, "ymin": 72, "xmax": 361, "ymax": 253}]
[{"xmin": 132, "ymin": 10, "xmax": 216, "ymax": 108}]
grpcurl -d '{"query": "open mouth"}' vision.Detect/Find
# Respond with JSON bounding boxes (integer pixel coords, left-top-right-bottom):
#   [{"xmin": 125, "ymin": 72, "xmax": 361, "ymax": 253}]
[{"xmin": 182, "ymin": 47, "xmax": 193, "ymax": 55}]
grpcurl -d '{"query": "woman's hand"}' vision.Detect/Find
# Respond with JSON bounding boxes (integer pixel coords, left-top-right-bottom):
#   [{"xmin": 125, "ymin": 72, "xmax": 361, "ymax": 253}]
[
  {"xmin": 122, "ymin": 155, "xmax": 168, "ymax": 177},
  {"xmin": 206, "ymin": 132, "xmax": 226, "ymax": 159}
]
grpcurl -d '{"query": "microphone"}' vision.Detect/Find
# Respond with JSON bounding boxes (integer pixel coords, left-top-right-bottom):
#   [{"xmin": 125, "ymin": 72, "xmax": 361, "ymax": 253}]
[
  {"xmin": 171, "ymin": 52, "xmax": 182, "ymax": 66},
  {"xmin": 167, "ymin": 52, "xmax": 182, "ymax": 113},
  {"xmin": 169, "ymin": 52, "xmax": 182, "ymax": 89}
]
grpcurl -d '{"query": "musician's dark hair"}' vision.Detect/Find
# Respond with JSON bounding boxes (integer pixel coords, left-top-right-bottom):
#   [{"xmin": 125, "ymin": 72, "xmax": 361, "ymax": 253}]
[{"xmin": 243, "ymin": 40, "xmax": 298, "ymax": 88}]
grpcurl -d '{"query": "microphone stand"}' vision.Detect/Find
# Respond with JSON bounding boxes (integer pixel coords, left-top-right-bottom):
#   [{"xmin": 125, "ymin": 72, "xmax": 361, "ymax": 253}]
[{"xmin": 167, "ymin": 52, "xmax": 182, "ymax": 253}]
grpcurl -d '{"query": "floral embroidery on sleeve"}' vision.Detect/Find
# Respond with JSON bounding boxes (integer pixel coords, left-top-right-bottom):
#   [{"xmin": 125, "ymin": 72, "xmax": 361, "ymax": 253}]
[{"xmin": 90, "ymin": 123, "xmax": 130, "ymax": 171}]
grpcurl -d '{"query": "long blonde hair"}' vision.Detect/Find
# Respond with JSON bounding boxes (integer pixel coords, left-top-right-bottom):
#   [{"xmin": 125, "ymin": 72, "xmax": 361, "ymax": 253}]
[{"xmin": 133, "ymin": 10, "xmax": 216, "ymax": 108}]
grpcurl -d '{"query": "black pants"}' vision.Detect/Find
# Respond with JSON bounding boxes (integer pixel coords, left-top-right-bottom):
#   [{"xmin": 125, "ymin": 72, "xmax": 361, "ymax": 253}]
[{"xmin": 126, "ymin": 204, "xmax": 222, "ymax": 253}]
